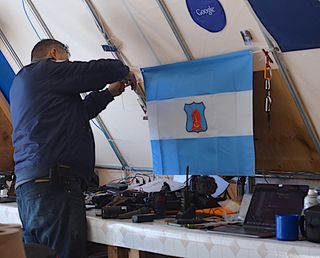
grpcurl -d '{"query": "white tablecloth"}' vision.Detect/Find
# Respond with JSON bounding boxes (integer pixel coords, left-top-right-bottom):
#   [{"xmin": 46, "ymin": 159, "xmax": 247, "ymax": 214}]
[{"xmin": 1, "ymin": 203, "xmax": 320, "ymax": 258}]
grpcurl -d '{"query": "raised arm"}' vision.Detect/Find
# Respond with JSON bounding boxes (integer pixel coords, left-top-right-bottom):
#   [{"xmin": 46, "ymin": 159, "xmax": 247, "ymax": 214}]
[{"xmin": 50, "ymin": 58, "xmax": 129, "ymax": 94}]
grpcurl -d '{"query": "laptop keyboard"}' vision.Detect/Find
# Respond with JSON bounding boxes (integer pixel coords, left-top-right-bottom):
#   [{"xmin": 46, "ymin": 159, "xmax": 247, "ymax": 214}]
[{"xmin": 208, "ymin": 225, "xmax": 275, "ymax": 238}]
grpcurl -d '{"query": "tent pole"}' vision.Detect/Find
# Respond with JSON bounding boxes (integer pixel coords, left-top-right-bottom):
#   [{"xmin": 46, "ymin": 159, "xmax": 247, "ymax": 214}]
[
  {"xmin": 83, "ymin": 0, "xmax": 147, "ymax": 114},
  {"xmin": 95, "ymin": 164, "xmax": 153, "ymax": 173},
  {"xmin": 244, "ymin": 0, "xmax": 320, "ymax": 155},
  {"xmin": 266, "ymin": 39, "xmax": 320, "ymax": 155},
  {"xmin": 23, "ymin": 0, "xmax": 130, "ymax": 170},
  {"xmin": 25, "ymin": 0, "xmax": 54, "ymax": 39},
  {"xmin": 155, "ymin": 0, "xmax": 193, "ymax": 61},
  {"xmin": 82, "ymin": 0, "xmax": 123, "ymax": 62},
  {"xmin": 83, "ymin": 92, "xmax": 130, "ymax": 170},
  {"xmin": 256, "ymin": 170, "xmax": 320, "ymax": 181},
  {"xmin": 0, "ymin": 28, "xmax": 23, "ymax": 69},
  {"xmin": 0, "ymin": 28, "xmax": 23, "ymax": 123}
]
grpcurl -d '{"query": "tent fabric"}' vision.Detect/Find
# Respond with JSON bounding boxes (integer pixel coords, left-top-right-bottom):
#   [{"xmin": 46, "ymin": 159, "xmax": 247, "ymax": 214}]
[
  {"xmin": 0, "ymin": 51, "xmax": 15, "ymax": 102},
  {"xmin": 142, "ymin": 50, "xmax": 255, "ymax": 176},
  {"xmin": 0, "ymin": 0, "xmax": 318, "ymax": 169},
  {"xmin": 248, "ymin": 0, "xmax": 320, "ymax": 52}
]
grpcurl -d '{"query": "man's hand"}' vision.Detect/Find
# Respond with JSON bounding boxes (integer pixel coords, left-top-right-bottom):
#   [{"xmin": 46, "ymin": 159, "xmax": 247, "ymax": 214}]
[
  {"xmin": 108, "ymin": 71, "xmax": 138, "ymax": 97},
  {"xmin": 108, "ymin": 81, "xmax": 127, "ymax": 97},
  {"xmin": 122, "ymin": 71, "xmax": 137, "ymax": 91}
]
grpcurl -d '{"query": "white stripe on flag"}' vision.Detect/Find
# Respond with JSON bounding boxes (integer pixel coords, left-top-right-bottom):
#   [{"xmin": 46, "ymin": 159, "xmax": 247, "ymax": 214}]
[{"xmin": 147, "ymin": 90, "xmax": 253, "ymax": 140}]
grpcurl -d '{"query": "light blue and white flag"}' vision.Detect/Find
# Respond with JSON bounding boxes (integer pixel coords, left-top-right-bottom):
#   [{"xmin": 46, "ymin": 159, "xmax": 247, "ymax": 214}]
[{"xmin": 141, "ymin": 50, "xmax": 255, "ymax": 176}]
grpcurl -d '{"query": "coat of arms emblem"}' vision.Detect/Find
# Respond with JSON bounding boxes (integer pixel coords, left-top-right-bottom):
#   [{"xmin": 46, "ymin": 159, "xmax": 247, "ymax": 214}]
[{"xmin": 184, "ymin": 102, "xmax": 208, "ymax": 133}]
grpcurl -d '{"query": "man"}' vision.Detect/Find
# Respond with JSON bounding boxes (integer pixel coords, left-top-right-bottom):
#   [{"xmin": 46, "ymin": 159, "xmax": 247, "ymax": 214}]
[{"xmin": 10, "ymin": 39, "xmax": 135, "ymax": 258}]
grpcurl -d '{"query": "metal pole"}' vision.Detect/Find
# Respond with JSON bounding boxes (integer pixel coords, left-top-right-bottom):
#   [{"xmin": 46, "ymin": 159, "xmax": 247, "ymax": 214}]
[
  {"xmin": 93, "ymin": 111, "xmax": 128, "ymax": 168},
  {"xmin": 24, "ymin": 0, "xmax": 130, "ymax": 169},
  {"xmin": 25, "ymin": 0, "xmax": 54, "ymax": 39},
  {"xmin": 256, "ymin": 170, "xmax": 320, "ymax": 181},
  {"xmin": 244, "ymin": 0, "xmax": 320, "ymax": 155},
  {"xmin": 95, "ymin": 164, "xmax": 153, "ymax": 173},
  {"xmin": 83, "ymin": 0, "xmax": 147, "ymax": 113},
  {"xmin": 267, "ymin": 39, "xmax": 320, "ymax": 154},
  {"xmin": 83, "ymin": 0, "xmax": 121, "ymax": 60},
  {"xmin": 0, "ymin": 28, "xmax": 23, "ymax": 69},
  {"xmin": 155, "ymin": 0, "xmax": 193, "ymax": 61}
]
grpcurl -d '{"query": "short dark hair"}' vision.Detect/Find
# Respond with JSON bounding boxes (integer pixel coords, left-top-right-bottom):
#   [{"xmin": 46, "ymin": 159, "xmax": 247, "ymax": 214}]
[{"xmin": 31, "ymin": 39, "xmax": 68, "ymax": 62}]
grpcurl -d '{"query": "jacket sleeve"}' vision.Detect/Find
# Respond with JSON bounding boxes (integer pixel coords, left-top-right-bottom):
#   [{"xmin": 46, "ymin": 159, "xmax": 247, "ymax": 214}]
[
  {"xmin": 82, "ymin": 89, "xmax": 114, "ymax": 120},
  {"xmin": 49, "ymin": 59, "xmax": 129, "ymax": 94}
]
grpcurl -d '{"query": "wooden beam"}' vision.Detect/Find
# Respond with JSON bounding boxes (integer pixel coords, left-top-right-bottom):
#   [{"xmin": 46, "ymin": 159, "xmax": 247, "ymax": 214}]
[
  {"xmin": 108, "ymin": 246, "xmax": 129, "ymax": 258},
  {"xmin": 128, "ymin": 249, "xmax": 140, "ymax": 258},
  {"xmin": 0, "ymin": 91, "xmax": 11, "ymax": 124},
  {"xmin": 0, "ymin": 104, "xmax": 14, "ymax": 171}
]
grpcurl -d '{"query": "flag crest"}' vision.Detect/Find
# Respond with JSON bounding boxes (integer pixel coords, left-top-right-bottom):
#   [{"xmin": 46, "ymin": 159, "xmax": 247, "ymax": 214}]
[{"xmin": 184, "ymin": 102, "xmax": 208, "ymax": 133}]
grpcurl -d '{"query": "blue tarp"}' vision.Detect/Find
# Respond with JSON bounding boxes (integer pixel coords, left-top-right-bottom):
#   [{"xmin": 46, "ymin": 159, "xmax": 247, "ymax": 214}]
[
  {"xmin": 249, "ymin": 0, "xmax": 320, "ymax": 52},
  {"xmin": 0, "ymin": 51, "xmax": 15, "ymax": 103}
]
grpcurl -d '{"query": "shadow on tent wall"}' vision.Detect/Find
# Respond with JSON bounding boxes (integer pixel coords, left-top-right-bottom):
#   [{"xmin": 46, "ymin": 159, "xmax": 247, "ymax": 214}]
[{"xmin": 253, "ymin": 69, "xmax": 320, "ymax": 173}]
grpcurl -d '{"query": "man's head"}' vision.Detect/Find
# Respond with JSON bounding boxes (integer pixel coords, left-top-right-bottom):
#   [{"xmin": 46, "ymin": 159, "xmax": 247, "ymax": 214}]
[{"xmin": 31, "ymin": 39, "xmax": 70, "ymax": 62}]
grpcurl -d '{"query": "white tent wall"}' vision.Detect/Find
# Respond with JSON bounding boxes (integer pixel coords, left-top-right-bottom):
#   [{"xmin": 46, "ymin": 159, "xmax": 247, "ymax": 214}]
[
  {"xmin": 0, "ymin": 0, "xmax": 38, "ymax": 71},
  {"xmin": 154, "ymin": 0, "xmax": 270, "ymax": 69},
  {"xmin": 0, "ymin": 0, "xmax": 319, "ymax": 173},
  {"xmin": 282, "ymin": 49, "xmax": 320, "ymax": 139},
  {"xmin": 93, "ymin": 0, "xmax": 187, "ymax": 66},
  {"xmin": 93, "ymin": 0, "xmax": 272, "ymax": 70}
]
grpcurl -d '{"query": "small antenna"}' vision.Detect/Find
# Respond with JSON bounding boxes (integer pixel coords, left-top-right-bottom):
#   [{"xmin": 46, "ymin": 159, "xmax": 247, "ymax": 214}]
[{"xmin": 185, "ymin": 166, "xmax": 190, "ymax": 209}]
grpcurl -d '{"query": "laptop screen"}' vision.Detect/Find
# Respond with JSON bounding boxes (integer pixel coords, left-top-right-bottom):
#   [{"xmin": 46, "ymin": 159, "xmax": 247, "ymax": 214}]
[{"xmin": 244, "ymin": 184, "xmax": 309, "ymax": 228}]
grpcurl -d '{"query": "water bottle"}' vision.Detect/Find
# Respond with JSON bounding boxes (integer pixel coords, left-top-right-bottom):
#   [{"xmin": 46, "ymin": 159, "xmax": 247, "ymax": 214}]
[{"xmin": 304, "ymin": 189, "xmax": 319, "ymax": 210}]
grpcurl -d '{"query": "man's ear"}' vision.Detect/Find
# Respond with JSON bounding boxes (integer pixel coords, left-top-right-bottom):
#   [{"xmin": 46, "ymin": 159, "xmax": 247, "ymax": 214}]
[{"xmin": 48, "ymin": 48, "xmax": 58, "ymax": 59}]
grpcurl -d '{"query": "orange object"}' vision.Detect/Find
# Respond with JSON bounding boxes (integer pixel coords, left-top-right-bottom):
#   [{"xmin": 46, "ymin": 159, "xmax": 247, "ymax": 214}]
[{"xmin": 196, "ymin": 207, "xmax": 237, "ymax": 217}]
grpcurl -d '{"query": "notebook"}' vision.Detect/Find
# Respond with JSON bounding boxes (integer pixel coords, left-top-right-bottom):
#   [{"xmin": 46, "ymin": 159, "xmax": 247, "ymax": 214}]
[{"xmin": 208, "ymin": 184, "xmax": 309, "ymax": 238}]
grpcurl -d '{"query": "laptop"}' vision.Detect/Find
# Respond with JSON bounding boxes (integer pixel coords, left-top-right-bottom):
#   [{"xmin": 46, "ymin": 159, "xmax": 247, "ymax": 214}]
[{"xmin": 207, "ymin": 184, "xmax": 309, "ymax": 238}]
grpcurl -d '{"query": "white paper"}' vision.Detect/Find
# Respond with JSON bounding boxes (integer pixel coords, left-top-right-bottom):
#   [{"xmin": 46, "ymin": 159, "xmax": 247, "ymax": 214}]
[
  {"xmin": 172, "ymin": 175, "xmax": 229, "ymax": 198},
  {"xmin": 131, "ymin": 178, "xmax": 185, "ymax": 193}
]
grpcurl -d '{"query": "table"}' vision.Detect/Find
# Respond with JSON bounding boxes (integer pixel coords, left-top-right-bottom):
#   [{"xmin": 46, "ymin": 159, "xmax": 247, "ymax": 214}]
[{"xmin": 1, "ymin": 203, "xmax": 320, "ymax": 258}]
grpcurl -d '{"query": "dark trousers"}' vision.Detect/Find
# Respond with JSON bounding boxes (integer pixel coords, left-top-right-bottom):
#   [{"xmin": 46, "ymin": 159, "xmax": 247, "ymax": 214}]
[{"xmin": 16, "ymin": 177, "xmax": 88, "ymax": 258}]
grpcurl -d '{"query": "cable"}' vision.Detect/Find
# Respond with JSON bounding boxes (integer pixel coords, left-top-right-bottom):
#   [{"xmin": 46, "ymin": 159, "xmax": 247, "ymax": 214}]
[
  {"xmin": 91, "ymin": 119, "xmax": 115, "ymax": 143},
  {"xmin": 21, "ymin": 0, "xmax": 41, "ymax": 40},
  {"xmin": 91, "ymin": 119, "xmax": 102, "ymax": 131}
]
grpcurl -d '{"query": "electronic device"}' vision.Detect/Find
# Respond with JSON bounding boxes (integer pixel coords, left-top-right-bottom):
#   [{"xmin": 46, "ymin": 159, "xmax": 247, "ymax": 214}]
[
  {"xmin": 208, "ymin": 184, "xmax": 309, "ymax": 238},
  {"xmin": 102, "ymin": 182, "xmax": 128, "ymax": 191},
  {"xmin": 132, "ymin": 214, "xmax": 156, "ymax": 223}
]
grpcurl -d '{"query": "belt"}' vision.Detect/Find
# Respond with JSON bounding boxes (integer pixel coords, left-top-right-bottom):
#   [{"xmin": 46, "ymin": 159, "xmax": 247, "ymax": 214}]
[
  {"xmin": 32, "ymin": 165, "xmax": 80, "ymax": 183},
  {"xmin": 29, "ymin": 164, "xmax": 87, "ymax": 191},
  {"xmin": 33, "ymin": 175, "xmax": 80, "ymax": 182},
  {"xmin": 33, "ymin": 178, "xmax": 50, "ymax": 183}
]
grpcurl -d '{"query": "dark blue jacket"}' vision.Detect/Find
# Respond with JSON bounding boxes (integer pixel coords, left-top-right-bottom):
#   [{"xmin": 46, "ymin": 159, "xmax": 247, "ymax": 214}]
[{"xmin": 10, "ymin": 58, "xmax": 129, "ymax": 186}]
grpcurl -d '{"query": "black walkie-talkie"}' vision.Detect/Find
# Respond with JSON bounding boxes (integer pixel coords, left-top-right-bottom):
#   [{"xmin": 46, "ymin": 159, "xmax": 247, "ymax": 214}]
[
  {"xmin": 183, "ymin": 166, "xmax": 190, "ymax": 211},
  {"xmin": 177, "ymin": 166, "xmax": 195, "ymax": 220}
]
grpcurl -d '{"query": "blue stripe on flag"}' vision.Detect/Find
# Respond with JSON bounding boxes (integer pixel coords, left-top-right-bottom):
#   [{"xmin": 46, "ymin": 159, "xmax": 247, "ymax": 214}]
[
  {"xmin": 142, "ymin": 50, "xmax": 252, "ymax": 102},
  {"xmin": 151, "ymin": 136, "xmax": 255, "ymax": 176}
]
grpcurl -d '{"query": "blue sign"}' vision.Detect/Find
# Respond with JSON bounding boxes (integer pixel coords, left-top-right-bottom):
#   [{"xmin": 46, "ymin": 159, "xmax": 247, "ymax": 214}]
[
  {"xmin": 186, "ymin": 0, "xmax": 226, "ymax": 32},
  {"xmin": 0, "ymin": 51, "xmax": 15, "ymax": 102},
  {"xmin": 184, "ymin": 102, "xmax": 208, "ymax": 133}
]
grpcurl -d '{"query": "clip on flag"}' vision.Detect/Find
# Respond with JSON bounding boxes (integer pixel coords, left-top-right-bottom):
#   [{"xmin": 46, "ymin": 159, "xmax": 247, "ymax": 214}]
[{"xmin": 141, "ymin": 50, "xmax": 255, "ymax": 176}]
